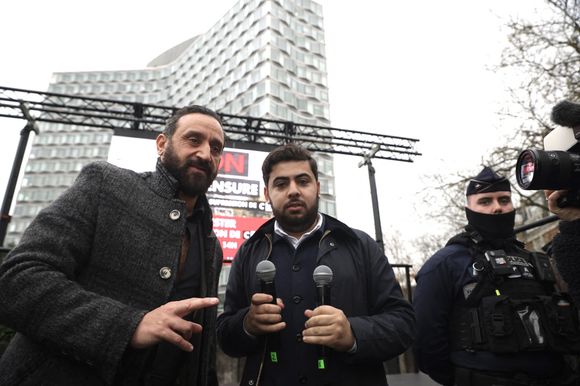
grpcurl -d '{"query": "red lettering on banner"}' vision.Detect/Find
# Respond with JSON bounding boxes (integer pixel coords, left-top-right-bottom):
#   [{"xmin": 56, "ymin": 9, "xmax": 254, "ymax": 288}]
[
  {"xmin": 213, "ymin": 216, "xmax": 269, "ymax": 262},
  {"xmin": 218, "ymin": 151, "xmax": 248, "ymax": 176}
]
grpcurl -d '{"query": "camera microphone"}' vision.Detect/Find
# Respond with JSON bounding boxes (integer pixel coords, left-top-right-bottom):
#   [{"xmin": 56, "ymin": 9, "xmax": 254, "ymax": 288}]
[
  {"xmin": 313, "ymin": 265, "xmax": 333, "ymax": 370},
  {"xmin": 255, "ymin": 260, "xmax": 280, "ymax": 364},
  {"xmin": 551, "ymin": 100, "xmax": 580, "ymax": 129}
]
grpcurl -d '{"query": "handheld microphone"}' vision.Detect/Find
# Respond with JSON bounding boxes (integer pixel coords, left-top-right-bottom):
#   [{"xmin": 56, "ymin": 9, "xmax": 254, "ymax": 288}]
[
  {"xmin": 256, "ymin": 260, "xmax": 277, "ymax": 304},
  {"xmin": 255, "ymin": 260, "xmax": 279, "ymax": 363},
  {"xmin": 313, "ymin": 265, "xmax": 333, "ymax": 370}
]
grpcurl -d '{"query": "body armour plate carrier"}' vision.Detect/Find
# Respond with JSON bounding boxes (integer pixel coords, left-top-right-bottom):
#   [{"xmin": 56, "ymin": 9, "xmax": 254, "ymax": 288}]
[{"xmin": 448, "ymin": 230, "xmax": 580, "ymax": 354}]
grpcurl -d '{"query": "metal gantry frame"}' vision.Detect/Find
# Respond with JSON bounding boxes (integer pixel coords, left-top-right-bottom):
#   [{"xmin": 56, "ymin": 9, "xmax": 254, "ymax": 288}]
[
  {"xmin": 0, "ymin": 86, "xmax": 421, "ymax": 161},
  {"xmin": 0, "ymin": 85, "xmax": 422, "ymax": 247}
]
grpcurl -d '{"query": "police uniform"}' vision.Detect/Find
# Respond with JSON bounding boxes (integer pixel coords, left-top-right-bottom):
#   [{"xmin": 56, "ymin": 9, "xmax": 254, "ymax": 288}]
[{"xmin": 414, "ymin": 167, "xmax": 580, "ymax": 386}]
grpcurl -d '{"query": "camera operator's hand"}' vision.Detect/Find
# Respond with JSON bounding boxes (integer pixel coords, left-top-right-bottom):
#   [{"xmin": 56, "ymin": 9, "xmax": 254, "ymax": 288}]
[{"xmin": 545, "ymin": 190, "xmax": 580, "ymax": 222}]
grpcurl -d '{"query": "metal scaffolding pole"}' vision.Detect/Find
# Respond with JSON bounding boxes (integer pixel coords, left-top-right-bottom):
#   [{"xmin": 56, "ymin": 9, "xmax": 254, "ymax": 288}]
[
  {"xmin": 358, "ymin": 144, "xmax": 384, "ymax": 253},
  {"xmin": 0, "ymin": 103, "xmax": 38, "ymax": 245}
]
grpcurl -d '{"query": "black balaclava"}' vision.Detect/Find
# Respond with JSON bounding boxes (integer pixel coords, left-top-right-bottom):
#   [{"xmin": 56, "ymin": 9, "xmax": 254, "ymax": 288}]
[
  {"xmin": 465, "ymin": 206, "xmax": 515, "ymax": 240},
  {"xmin": 465, "ymin": 166, "xmax": 515, "ymax": 240}
]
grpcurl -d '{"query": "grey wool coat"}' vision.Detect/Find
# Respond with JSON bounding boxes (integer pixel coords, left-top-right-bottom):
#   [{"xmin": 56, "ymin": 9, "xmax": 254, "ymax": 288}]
[{"xmin": 0, "ymin": 160, "xmax": 223, "ymax": 386}]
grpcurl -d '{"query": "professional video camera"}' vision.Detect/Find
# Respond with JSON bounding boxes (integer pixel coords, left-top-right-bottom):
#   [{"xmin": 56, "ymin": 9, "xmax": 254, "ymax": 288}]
[{"xmin": 515, "ymin": 100, "xmax": 580, "ymax": 207}]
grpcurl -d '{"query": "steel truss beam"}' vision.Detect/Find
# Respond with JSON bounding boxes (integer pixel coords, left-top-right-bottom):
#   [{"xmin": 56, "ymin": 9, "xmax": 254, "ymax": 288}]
[{"xmin": 0, "ymin": 86, "xmax": 421, "ymax": 162}]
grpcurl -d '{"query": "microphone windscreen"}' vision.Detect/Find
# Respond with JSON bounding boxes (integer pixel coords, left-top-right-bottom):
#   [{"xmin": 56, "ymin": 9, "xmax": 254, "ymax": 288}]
[
  {"xmin": 551, "ymin": 100, "xmax": 580, "ymax": 128},
  {"xmin": 256, "ymin": 260, "xmax": 276, "ymax": 282},
  {"xmin": 313, "ymin": 265, "xmax": 333, "ymax": 286}
]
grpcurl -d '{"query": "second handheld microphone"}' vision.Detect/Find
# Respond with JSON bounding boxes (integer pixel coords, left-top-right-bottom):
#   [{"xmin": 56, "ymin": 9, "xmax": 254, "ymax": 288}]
[
  {"xmin": 256, "ymin": 260, "xmax": 280, "ymax": 363},
  {"xmin": 313, "ymin": 265, "xmax": 334, "ymax": 370}
]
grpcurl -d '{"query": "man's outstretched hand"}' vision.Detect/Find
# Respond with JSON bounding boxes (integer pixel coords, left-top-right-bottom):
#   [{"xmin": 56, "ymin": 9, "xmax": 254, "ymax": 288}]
[{"xmin": 131, "ymin": 297, "xmax": 219, "ymax": 351}]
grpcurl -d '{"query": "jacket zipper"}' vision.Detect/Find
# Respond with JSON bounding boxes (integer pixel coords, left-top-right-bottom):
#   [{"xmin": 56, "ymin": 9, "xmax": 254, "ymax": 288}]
[{"xmin": 253, "ymin": 231, "xmax": 331, "ymax": 385}]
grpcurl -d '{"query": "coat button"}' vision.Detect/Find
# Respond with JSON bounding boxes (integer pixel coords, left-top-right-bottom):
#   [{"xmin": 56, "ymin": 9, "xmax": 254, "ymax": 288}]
[
  {"xmin": 296, "ymin": 332, "xmax": 303, "ymax": 342},
  {"xmin": 329, "ymin": 241, "xmax": 335, "ymax": 247},
  {"xmin": 292, "ymin": 264, "xmax": 301, "ymax": 272},
  {"xmin": 292, "ymin": 295, "xmax": 303, "ymax": 304},
  {"xmin": 159, "ymin": 267, "xmax": 172, "ymax": 279},
  {"xmin": 169, "ymin": 209, "xmax": 181, "ymax": 220},
  {"xmin": 248, "ymin": 380, "xmax": 255, "ymax": 386}
]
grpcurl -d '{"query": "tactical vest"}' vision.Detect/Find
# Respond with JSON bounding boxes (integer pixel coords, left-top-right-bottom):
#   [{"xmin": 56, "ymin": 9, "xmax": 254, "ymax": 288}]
[{"xmin": 449, "ymin": 229, "xmax": 580, "ymax": 354}]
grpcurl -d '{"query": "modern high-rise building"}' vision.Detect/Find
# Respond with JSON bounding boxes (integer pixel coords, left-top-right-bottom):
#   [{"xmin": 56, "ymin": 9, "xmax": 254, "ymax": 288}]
[{"xmin": 5, "ymin": 0, "xmax": 335, "ymax": 247}]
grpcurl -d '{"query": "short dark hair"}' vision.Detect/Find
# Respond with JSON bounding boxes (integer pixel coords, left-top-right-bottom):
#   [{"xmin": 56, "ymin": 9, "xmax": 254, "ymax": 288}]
[
  {"xmin": 163, "ymin": 105, "xmax": 223, "ymax": 137},
  {"xmin": 262, "ymin": 143, "xmax": 318, "ymax": 185}
]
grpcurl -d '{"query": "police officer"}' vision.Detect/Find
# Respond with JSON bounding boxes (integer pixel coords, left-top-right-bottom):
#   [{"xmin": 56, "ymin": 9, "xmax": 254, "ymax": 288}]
[{"xmin": 414, "ymin": 167, "xmax": 580, "ymax": 386}]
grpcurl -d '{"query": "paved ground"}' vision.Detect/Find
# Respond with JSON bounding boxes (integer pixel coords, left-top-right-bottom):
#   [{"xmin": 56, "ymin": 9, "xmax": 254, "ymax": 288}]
[
  {"xmin": 222, "ymin": 372, "xmax": 439, "ymax": 386},
  {"xmin": 388, "ymin": 372, "xmax": 439, "ymax": 386}
]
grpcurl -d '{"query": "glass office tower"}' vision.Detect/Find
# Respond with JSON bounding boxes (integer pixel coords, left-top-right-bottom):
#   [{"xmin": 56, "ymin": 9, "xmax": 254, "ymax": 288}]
[{"xmin": 5, "ymin": 0, "xmax": 334, "ymax": 246}]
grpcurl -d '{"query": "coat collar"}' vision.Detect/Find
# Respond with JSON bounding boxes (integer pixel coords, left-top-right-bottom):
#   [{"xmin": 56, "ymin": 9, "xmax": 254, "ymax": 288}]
[
  {"xmin": 150, "ymin": 158, "xmax": 180, "ymax": 198},
  {"xmin": 151, "ymin": 158, "xmax": 214, "ymax": 235},
  {"xmin": 248, "ymin": 213, "xmax": 358, "ymax": 244}
]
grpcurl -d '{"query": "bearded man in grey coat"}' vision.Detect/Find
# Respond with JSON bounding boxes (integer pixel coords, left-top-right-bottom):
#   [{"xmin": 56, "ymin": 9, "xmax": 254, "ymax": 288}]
[{"xmin": 0, "ymin": 105, "xmax": 225, "ymax": 386}]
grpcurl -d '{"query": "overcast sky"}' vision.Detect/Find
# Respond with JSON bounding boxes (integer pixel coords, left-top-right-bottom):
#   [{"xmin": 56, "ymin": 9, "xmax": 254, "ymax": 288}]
[{"xmin": 0, "ymin": 0, "xmax": 547, "ymax": 262}]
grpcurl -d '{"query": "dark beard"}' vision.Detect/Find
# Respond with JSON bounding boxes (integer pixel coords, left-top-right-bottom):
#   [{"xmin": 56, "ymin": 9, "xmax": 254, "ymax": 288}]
[
  {"xmin": 273, "ymin": 197, "xmax": 319, "ymax": 235},
  {"xmin": 162, "ymin": 143, "xmax": 217, "ymax": 197}
]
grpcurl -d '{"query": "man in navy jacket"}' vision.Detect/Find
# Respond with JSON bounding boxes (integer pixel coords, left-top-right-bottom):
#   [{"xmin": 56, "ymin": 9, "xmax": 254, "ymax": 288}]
[{"xmin": 217, "ymin": 144, "xmax": 415, "ymax": 386}]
